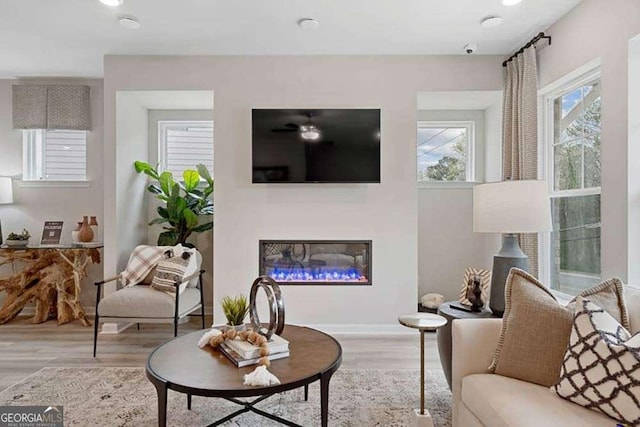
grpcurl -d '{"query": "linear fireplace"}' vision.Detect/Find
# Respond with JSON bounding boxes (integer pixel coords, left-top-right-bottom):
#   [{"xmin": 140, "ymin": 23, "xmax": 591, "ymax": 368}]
[{"xmin": 259, "ymin": 240, "xmax": 372, "ymax": 286}]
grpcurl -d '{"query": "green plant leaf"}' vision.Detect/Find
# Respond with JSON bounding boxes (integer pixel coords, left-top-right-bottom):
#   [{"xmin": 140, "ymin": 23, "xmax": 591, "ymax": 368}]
[
  {"xmin": 197, "ymin": 164, "xmax": 213, "ymax": 185},
  {"xmin": 134, "ymin": 161, "xmax": 151, "ymax": 173},
  {"xmin": 159, "ymin": 172, "xmax": 175, "ymax": 196},
  {"xmin": 171, "ymin": 182, "xmax": 180, "ymax": 199},
  {"xmin": 191, "ymin": 221, "xmax": 213, "ymax": 232},
  {"xmin": 148, "ymin": 217, "xmax": 169, "ymax": 225},
  {"xmin": 183, "ymin": 170, "xmax": 200, "ymax": 192},
  {"xmin": 183, "ymin": 208, "xmax": 198, "ymax": 229},
  {"xmin": 157, "ymin": 231, "xmax": 178, "ymax": 246},
  {"xmin": 134, "ymin": 161, "xmax": 159, "ymax": 180},
  {"xmin": 157, "ymin": 206, "xmax": 169, "ymax": 218}
]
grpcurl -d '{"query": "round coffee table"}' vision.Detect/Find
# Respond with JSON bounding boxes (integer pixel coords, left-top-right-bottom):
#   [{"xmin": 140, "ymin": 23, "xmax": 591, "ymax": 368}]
[
  {"xmin": 398, "ymin": 313, "xmax": 447, "ymax": 427},
  {"xmin": 146, "ymin": 325, "xmax": 342, "ymax": 427}
]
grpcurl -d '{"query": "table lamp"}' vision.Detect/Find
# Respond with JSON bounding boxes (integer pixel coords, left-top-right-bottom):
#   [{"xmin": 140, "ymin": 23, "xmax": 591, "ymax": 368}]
[
  {"xmin": 0, "ymin": 177, "xmax": 14, "ymax": 245},
  {"xmin": 473, "ymin": 180, "xmax": 552, "ymax": 316}
]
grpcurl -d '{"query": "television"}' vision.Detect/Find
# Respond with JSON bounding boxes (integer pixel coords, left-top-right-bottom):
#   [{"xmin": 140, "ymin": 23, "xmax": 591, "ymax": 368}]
[{"xmin": 252, "ymin": 109, "xmax": 381, "ymax": 183}]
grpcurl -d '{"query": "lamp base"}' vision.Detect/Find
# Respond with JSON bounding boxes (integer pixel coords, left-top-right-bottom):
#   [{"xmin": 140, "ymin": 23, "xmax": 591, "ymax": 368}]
[{"xmin": 489, "ymin": 234, "xmax": 529, "ymax": 316}]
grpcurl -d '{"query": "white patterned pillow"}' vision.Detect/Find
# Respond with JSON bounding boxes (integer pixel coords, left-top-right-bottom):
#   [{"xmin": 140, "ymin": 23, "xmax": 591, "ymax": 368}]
[
  {"xmin": 553, "ymin": 297, "xmax": 640, "ymax": 425},
  {"xmin": 150, "ymin": 251, "xmax": 194, "ymax": 295}
]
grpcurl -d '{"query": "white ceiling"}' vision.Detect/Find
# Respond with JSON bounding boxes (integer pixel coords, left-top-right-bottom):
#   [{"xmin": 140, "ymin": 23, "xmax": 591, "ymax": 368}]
[{"xmin": 0, "ymin": 0, "xmax": 581, "ymax": 78}]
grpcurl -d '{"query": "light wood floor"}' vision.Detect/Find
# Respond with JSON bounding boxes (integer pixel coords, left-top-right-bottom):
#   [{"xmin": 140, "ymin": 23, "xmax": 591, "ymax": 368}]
[{"xmin": 0, "ymin": 316, "xmax": 441, "ymax": 392}]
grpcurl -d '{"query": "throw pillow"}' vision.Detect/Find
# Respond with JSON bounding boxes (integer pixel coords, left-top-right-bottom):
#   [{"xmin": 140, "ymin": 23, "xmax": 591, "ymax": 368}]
[
  {"xmin": 488, "ymin": 268, "xmax": 629, "ymax": 387},
  {"xmin": 567, "ymin": 278, "xmax": 630, "ymax": 331},
  {"xmin": 150, "ymin": 251, "xmax": 193, "ymax": 295},
  {"xmin": 488, "ymin": 268, "xmax": 574, "ymax": 387},
  {"xmin": 553, "ymin": 298, "xmax": 640, "ymax": 425}
]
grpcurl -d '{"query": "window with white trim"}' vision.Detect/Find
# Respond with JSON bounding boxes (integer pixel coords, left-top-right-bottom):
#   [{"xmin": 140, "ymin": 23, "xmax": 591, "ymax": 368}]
[
  {"xmin": 417, "ymin": 121, "xmax": 475, "ymax": 183},
  {"xmin": 543, "ymin": 69, "xmax": 601, "ymax": 295},
  {"xmin": 158, "ymin": 121, "xmax": 214, "ymax": 179},
  {"xmin": 22, "ymin": 129, "xmax": 87, "ymax": 181}
]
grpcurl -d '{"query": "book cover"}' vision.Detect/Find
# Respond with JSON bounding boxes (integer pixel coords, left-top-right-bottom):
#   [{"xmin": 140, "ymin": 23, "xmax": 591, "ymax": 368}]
[
  {"xmin": 40, "ymin": 221, "xmax": 64, "ymax": 246},
  {"xmin": 218, "ymin": 342, "xmax": 289, "ymax": 368},
  {"xmin": 225, "ymin": 334, "xmax": 289, "ymax": 360}
]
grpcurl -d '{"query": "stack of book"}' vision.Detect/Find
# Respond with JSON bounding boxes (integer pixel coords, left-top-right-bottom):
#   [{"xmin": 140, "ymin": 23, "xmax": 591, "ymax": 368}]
[{"xmin": 219, "ymin": 334, "xmax": 290, "ymax": 367}]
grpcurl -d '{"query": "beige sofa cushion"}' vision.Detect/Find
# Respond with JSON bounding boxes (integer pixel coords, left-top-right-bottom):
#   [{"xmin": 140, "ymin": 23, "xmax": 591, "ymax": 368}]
[
  {"xmin": 98, "ymin": 285, "xmax": 201, "ymax": 319},
  {"xmin": 462, "ymin": 374, "xmax": 615, "ymax": 427}
]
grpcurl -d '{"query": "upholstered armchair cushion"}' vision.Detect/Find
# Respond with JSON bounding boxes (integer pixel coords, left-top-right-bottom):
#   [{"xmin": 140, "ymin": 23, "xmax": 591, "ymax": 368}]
[{"xmin": 98, "ymin": 286, "xmax": 201, "ymax": 319}]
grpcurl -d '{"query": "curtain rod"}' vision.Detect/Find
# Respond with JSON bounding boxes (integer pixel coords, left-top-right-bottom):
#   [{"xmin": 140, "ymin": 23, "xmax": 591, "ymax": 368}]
[{"xmin": 502, "ymin": 32, "xmax": 551, "ymax": 67}]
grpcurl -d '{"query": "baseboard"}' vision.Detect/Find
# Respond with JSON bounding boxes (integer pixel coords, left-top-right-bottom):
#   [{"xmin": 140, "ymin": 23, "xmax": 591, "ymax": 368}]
[
  {"xmin": 17, "ymin": 306, "xmax": 213, "ymax": 335},
  {"xmin": 16, "ymin": 307, "xmax": 411, "ymax": 335}
]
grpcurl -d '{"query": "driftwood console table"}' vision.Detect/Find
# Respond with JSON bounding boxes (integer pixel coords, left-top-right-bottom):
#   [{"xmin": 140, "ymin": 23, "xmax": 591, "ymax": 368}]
[{"xmin": 0, "ymin": 245, "xmax": 102, "ymax": 326}]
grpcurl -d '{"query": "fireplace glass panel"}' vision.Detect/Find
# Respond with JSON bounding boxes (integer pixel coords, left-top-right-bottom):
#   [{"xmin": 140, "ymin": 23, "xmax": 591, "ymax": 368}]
[{"xmin": 259, "ymin": 240, "xmax": 371, "ymax": 285}]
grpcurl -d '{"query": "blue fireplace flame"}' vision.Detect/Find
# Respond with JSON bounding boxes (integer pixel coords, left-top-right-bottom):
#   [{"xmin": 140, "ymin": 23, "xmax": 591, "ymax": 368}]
[{"xmin": 267, "ymin": 267, "xmax": 367, "ymax": 282}]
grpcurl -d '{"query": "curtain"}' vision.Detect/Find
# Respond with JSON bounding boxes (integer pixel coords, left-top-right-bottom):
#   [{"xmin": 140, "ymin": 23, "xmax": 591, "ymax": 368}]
[
  {"xmin": 502, "ymin": 46, "xmax": 539, "ymax": 276},
  {"xmin": 13, "ymin": 85, "xmax": 91, "ymax": 130}
]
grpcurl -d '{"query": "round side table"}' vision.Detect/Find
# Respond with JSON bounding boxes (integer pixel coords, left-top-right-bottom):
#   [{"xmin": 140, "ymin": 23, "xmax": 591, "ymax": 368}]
[
  {"xmin": 436, "ymin": 302, "xmax": 498, "ymax": 390},
  {"xmin": 398, "ymin": 313, "xmax": 447, "ymax": 427}
]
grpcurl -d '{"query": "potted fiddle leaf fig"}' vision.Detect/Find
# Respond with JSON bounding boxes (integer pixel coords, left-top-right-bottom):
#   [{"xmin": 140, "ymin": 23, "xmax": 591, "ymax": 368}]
[{"xmin": 134, "ymin": 161, "xmax": 214, "ymax": 246}]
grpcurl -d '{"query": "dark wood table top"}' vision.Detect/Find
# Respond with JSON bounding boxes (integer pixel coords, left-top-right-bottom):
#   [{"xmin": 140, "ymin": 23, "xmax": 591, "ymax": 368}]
[
  {"xmin": 437, "ymin": 301, "xmax": 497, "ymax": 319},
  {"xmin": 146, "ymin": 325, "xmax": 342, "ymax": 398}
]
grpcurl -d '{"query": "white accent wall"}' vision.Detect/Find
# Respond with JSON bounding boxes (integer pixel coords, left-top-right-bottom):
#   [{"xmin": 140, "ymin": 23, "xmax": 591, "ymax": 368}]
[{"xmin": 103, "ymin": 56, "xmax": 503, "ymax": 327}]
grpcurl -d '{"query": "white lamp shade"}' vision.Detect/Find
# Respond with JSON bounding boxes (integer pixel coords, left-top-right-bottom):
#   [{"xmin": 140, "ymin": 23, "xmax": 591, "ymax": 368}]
[
  {"xmin": 0, "ymin": 177, "xmax": 13, "ymax": 204},
  {"xmin": 473, "ymin": 180, "xmax": 552, "ymax": 233}
]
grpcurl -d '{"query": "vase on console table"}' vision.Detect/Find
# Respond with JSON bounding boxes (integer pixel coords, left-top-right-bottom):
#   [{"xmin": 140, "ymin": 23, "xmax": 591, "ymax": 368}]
[
  {"xmin": 71, "ymin": 222, "xmax": 82, "ymax": 243},
  {"xmin": 89, "ymin": 216, "xmax": 98, "ymax": 242},
  {"xmin": 78, "ymin": 216, "xmax": 94, "ymax": 243}
]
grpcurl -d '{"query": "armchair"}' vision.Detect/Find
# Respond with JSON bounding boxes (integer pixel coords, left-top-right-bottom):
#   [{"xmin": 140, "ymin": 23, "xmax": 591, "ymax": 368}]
[{"xmin": 93, "ymin": 250, "xmax": 206, "ymax": 357}]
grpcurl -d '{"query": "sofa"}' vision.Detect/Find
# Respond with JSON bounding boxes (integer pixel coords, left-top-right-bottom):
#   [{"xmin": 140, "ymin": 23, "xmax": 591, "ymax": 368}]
[{"xmin": 451, "ymin": 285, "xmax": 640, "ymax": 427}]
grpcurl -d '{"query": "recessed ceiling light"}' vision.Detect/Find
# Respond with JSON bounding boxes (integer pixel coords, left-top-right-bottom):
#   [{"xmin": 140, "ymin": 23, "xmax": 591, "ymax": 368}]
[
  {"xmin": 118, "ymin": 16, "xmax": 141, "ymax": 30},
  {"xmin": 99, "ymin": 0, "xmax": 123, "ymax": 6},
  {"xmin": 298, "ymin": 18, "xmax": 320, "ymax": 31},
  {"xmin": 481, "ymin": 16, "xmax": 504, "ymax": 28},
  {"xmin": 502, "ymin": 0, "xmax": 522, "ymax": 5}
]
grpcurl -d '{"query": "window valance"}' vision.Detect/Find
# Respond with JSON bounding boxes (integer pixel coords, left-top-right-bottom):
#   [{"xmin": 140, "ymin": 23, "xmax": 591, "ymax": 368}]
[{"xmin": 12, "ymin": 85, "xmax": 91, "ymax": 130}]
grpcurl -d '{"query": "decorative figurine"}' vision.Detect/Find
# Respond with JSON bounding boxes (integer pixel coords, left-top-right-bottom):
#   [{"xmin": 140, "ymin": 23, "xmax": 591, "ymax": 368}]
[{"xmin": 468, "ymin": 275, "xmax": 485, "ymax": 312}]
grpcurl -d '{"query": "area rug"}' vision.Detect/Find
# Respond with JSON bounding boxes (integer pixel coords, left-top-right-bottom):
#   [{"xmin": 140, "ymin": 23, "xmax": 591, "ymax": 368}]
[{"xmin": 0, "ymin": 367, "xmax": 451, "ymax": 426}]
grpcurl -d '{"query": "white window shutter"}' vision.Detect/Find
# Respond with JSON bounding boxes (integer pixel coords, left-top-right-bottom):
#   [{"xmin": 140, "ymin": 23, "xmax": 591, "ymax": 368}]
[
  {"xmin": 43, "ymin": 130, "xmax": 87, "ymax": 181},
  {"xmin": 160, "ymin": 121, "xmax": 214, "ymax": 179}
]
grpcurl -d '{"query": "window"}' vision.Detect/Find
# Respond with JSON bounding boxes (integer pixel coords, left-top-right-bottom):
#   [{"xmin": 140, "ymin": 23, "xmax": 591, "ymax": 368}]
[
  {"xmin": 158, "ymin": 121, "xmax": 214, "ymax": 179},
  {"xmin": 417, "ymin": 121, "xmax": 474, "ymax": 183},
  {"xmin": 543, "ymin": 69, "xmax": 601, "ymax": 295},
  {"xmin": 22, "ymin": 129, "xmax": 87, "ymax": 181}
]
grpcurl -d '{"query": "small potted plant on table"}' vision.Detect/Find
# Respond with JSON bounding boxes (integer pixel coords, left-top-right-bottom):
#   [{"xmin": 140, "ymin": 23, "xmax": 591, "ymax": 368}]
[
  {"xmin": 5, "ymin": 229, "xmax": 30, "ymax": 247},
  {"xmin": 221, "ymin": 294, "xmax": 249, "ymax": 331}
]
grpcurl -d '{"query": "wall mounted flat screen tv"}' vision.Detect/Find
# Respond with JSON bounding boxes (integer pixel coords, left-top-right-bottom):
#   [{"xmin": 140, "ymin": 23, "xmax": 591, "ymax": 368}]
[{"xmin": 252, "ymin": 109, "xmax": 381, "ymax": 183}]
